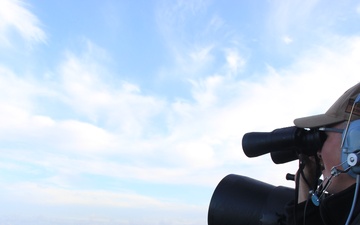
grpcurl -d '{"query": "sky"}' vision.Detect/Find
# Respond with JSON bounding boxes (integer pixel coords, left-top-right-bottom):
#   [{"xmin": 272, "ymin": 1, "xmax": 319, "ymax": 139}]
[{"xmin": 1, "ymin": 0, "xmax": 360, "ymax": 224}]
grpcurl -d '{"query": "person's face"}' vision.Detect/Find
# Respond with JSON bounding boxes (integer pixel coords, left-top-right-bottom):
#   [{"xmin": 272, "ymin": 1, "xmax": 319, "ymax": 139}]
[{"xmin": 318, "ymin": 122, "xmax": 356, "ymax": 194}]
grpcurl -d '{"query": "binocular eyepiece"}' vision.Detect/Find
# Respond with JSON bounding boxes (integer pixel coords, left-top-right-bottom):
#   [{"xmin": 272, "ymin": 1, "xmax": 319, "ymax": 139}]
[{"xmin": 242, "ymin": 126, "xmax": 327, "ymax": 164}]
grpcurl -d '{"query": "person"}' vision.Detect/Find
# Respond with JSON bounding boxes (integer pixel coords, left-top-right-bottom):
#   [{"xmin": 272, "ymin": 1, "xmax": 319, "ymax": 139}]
[{"xmin": 286, "ymin": 82, "xmax": 360, "ymax": 225}]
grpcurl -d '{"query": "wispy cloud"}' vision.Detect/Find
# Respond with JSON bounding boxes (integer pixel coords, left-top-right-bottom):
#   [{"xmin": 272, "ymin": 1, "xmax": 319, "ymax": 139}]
[
  {"xmin": 267, "ymin": 0, "xmax": 319, "ymax": 35},
  {"xmin": 282, "ymin": 35, "xmax": 293, "ymax": 44},
  {"xmin": 155, "ymin": 0, "xmax": 241, "ymax": 79},
  {"xmin": 0, "ymin": 0, "xmax": 46, "ymax": 46}
]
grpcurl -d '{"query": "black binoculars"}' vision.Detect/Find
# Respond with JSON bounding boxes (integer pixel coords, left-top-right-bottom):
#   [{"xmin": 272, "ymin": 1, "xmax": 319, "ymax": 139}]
[
  {"xmin": 242, "ymin": 126, "xmax": 327, "ymax": 164},
  {"xmin": 208, "ymin": 126, "xmax": 327, "ymax": 225}
]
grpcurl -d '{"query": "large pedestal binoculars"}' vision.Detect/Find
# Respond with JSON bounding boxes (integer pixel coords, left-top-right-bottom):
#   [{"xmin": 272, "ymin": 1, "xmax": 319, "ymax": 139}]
[
  {"xmin": 242, "ymin": 126, "xmax": 326, "ymax": 164},
  {"xmin": 207, "ymin": 127, "xmax": 326, "ymax": 224},
  {"xmin": 208, "ymin": 174, "xmax": 294, "ymax": 225}
]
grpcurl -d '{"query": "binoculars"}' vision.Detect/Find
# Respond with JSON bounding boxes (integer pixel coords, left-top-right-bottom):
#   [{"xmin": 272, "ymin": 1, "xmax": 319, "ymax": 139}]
[
  {"xmin": 242, "ymin": 126, "xmax": 327, "ymax": 164},
  {"xmin": 208, "ymin": 126, "xmax": 327, "ymax": 225}
]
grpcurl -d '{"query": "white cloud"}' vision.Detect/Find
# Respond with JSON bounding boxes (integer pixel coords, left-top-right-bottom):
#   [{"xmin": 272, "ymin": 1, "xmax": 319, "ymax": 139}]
[
  {"xmin": 0, "ymin": 65, "xmax": 38, "ymax": 108},
  {"xmin": 224, "ymin": 48, "xmax": 246, "ymax": 75},
  {"xmin": 164, "ymin": 35, "xmax": 360, "ymax": 186},
  {"xmin": 56, "ymin": 44, "xmax": 166, "ymax": 138},
  {"xmin": 0, "ymin": 66, "xmax": 54, "ymax": 141},
  {"xmin": 282, "ymin": 35, "xmax": 293, "ymax": 44},
  {"xmin": 189, "ymin": 45, "xmax": 214, "ymax": 65},
  {"xmin": 156, "ymin": 0, "xmax": 235, "ymax": 79},
  {"xmin": 207, "ymin": 14, "xmax": 225, "ymax": 33},
  {"xmin": 0, "ymin": 0, "xmax": 46, "ymax": 46},
  {"xmin": 2, "ymin": 35, "xmax": 360, "ymax": 191}
]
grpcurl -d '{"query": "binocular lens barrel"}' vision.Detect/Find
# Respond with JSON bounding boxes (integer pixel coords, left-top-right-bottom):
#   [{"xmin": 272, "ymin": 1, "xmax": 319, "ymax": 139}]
[{"xmin": 242, "ymin": 126, "xmax": 300, "ymax": 158}]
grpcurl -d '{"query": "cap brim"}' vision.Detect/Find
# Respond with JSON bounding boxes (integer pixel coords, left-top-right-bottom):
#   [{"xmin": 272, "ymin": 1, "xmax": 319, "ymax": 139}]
[{"xmin": 294, "ymin": 114, "xmax": 345, "ymax": 128}]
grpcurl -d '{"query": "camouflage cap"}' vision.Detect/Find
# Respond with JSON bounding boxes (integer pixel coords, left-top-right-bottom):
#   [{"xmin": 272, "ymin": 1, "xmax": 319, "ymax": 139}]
[{"xmin": 294, "ymin": 83, "xmax": 360, "ymax": 128}]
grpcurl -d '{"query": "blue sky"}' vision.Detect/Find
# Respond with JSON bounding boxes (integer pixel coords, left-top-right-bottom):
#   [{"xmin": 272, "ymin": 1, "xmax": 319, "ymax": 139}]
[{"xmin": 1, "ymin": 0, "xmax": 360, "ymax": 224}]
